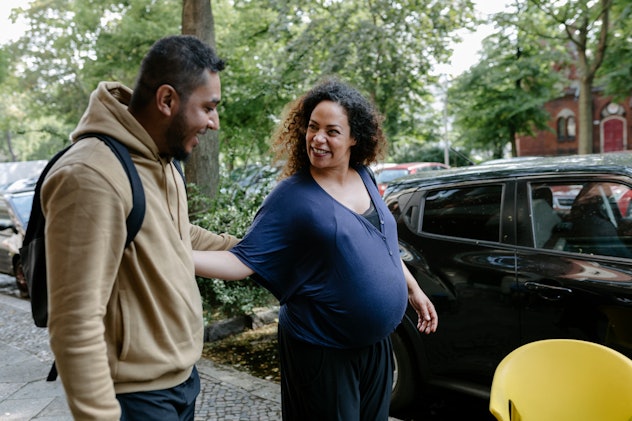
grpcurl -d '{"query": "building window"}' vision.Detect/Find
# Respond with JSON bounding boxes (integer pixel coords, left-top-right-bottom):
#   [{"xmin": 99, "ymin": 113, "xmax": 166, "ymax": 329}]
[
  {"xmin": 556, "ymin": 110, "xmax": 577, "ymax": 142},
  {"xmin": 566, "ymin": 116, "xmax": 576, "ymax": 139},
  {"xmin": 557, "ymin": 117, "xmax": 567, "ymax": 140}
]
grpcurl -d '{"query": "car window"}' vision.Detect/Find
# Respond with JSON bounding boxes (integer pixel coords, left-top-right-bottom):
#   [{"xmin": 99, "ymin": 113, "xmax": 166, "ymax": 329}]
[
  {"xmin": 376, "ymin": 169, "xmax": 409, "ymax": 184},
  {"xmin": 530, "ymin": 181, "xmax": 632, "ymax": 259},
  {"xmin": 0, "ymin": 200, "xmax": 12, "ymax": 231},
  {"xmin": 421, "ymin": 185, "xmax": 503, "ymax": 242},
  {"xmin": 10, "ymin": 193, "xmax": 34, "ymax": 227},
  {"xmin": 416, "ymin": 165, "xmax": 447, "ymax": 172}
]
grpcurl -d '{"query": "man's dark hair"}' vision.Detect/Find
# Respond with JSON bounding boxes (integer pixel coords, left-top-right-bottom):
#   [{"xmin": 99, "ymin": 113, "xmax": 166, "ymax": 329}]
[{"xmin": 130, "ymin": 35, "xmax": 225, "ymax": 109}]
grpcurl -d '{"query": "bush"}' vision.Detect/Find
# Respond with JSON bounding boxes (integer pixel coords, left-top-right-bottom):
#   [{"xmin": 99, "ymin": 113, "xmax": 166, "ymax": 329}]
[{"xmin": 189, "ymin": 171, "xmax": 277, "ymax": 323}]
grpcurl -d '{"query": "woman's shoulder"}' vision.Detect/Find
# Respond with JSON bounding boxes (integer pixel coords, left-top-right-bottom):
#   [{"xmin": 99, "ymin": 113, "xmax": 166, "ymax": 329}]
[
  {"xmin": 264, "ymin": 171, "xmax": 317, "ymax": 205},
  {"xmin": 272, "ymin": 170, "xmax": 313, "ymax": 192}
]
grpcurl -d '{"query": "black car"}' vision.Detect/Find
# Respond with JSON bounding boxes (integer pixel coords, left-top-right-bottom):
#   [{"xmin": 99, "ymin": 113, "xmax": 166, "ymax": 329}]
[
  {"xmin": 0, "ymin": 188, "xmax": 35, "ymax": 297},
  {"xmin": 384, "ymin": 153, "xmax": 632, "ymax": 415}
]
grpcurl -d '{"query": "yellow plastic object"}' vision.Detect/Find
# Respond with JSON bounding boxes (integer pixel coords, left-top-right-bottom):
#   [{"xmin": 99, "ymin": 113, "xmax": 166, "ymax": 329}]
[{"xmin": 489, "ymin": 339, "xmax": 632, "ymax": 421}]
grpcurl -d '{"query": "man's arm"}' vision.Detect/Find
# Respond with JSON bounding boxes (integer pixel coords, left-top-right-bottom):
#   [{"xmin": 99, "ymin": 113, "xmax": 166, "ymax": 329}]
[
  {"xmin": 44, "ymin": 163, "xmax": 127, "ymax": 420},
  {"xmin": 189, "ymin": 224, "xmax": 239, "ymax": 251},
  {"xmin": 193, "ymin": 250, "xmax": 254, "ymax": 280}
]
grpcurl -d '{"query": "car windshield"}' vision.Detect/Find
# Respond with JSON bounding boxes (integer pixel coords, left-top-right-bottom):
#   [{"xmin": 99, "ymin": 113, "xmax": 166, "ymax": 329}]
[{"xmin": 376, "ymin": 169, "xmax": 409, "ymax": 184}]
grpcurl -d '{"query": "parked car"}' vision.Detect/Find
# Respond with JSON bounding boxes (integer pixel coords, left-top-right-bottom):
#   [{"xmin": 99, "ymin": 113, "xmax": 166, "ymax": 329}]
[
  {"xmin": 0, "ymin": 187, "xmax": 35, "ymax": 297},
  {"xmin": 226, "ymin": 163, "xmax": 281, "ymax": 200},
  {"xmin": 383, "ymin": 153, "xmax": 632, "ymax": 416},
  {"xmin": 375, "ymin": 162, "xmax": 449, "ymax": 196}
]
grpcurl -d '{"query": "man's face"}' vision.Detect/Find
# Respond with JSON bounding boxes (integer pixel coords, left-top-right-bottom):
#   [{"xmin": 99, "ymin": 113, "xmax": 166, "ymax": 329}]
[{"xmin": 165, "ymin": 71, "xmax": 221, "ymax": 161}]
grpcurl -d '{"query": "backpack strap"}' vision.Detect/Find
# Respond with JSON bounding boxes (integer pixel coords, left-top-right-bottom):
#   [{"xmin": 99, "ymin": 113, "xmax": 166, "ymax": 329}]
[
  {"xmin": 88, "ymin": 134, "xmax": 146, "ymax": 246},
  {"xmin": 173, "ymin": 159, "xmax": 185, "ymax": 182}
]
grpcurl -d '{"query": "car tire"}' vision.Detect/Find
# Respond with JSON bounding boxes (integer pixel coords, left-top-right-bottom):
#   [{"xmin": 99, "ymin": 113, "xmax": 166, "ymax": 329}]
[{"xmin": 390, "ymin": 330, "xmax": 418, "ymax": 414}]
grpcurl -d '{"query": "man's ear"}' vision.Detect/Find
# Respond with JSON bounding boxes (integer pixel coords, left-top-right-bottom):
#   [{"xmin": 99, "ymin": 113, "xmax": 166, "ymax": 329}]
[{"xmin": 155, "ymin": 84, "xmax": 179, "ymax": 117}]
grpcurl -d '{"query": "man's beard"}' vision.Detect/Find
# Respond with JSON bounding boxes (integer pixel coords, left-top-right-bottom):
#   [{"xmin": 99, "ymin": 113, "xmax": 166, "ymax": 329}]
[{"xmin": 165, "ymin": 109, "xmax": 192, "ymax": 162}]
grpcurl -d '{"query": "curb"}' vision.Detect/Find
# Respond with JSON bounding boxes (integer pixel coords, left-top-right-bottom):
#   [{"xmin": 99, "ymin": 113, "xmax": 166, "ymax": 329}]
[{"xmin": 204, "ymin": 306, "xmax": 279, "ymax": 342}]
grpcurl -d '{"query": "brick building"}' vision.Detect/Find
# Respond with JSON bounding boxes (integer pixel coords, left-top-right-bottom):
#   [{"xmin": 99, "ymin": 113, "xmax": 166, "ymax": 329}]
[{"xmin": 516, "ymin": 87, "xmax": 632, "ymax": 156}]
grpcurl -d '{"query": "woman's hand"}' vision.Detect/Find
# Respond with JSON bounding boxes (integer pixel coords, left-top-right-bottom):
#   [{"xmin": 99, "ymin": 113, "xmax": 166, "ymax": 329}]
[{"xmin": 401, "ymin": 260, "xmax": 438, "ymax": 334}]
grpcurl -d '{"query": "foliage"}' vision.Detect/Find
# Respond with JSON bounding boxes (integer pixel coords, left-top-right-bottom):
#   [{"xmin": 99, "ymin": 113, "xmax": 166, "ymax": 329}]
[
  {"xmin": 388, "ymin": 142, "xmax": 474, "ymax": 167},
  {"xmin": 212, "ymin": 1, "xmax": 283, "ymax": 171},
  {"xmin": 212, "ymin": 0, "xmax": 478, "ymax": 168},
  {"xmin": 189, "ymin": 170, "xmax": 277, "ymax": 319},
  {"xmin": 7, "ymin": 0, "xmax": 181, "ymax": 124},
  {"xmin": 0, "ymin": 0, "xmax": 182, "ymax": 162},
  {"xmin": 2, "ymin": 0, "xmax": 478, "ymax": 168},
  {"xmin": 597, "ymin": 1, "xmax": 632, "ymax": 98}
]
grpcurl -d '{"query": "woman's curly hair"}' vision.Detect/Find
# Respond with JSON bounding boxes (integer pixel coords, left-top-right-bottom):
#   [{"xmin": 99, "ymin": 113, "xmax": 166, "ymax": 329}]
[{"xmin": 271, "ymin": 78, "xmax": 387, "ymax": 179}]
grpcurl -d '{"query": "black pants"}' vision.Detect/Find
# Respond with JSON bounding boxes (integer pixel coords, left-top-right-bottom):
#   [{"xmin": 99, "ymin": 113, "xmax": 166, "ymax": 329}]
[
  {"xmin": 116, "ymin": 366, "xmax": 200, "ymax": 421},
  {"xmin": 278, "ymin": 326, "xmax": 393, "ymax": 421}
]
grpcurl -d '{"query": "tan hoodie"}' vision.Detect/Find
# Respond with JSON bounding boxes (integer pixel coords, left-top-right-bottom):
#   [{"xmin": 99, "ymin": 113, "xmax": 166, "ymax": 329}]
[{"xmin": 43, "ymin": 82, "xmax": 238, "ymax": 420}]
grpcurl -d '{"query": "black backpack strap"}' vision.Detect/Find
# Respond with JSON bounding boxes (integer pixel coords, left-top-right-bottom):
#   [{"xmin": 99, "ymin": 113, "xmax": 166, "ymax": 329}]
[
  {"xmin": 92, "ymin": 134, "xmax": 145, "ymax": 247},
  {"xmin": 173, "ymin": 159, "xmax": 185, "ymax": 183},
  {"xmin": 76, "ymin": 134, "xmax": 145, "ymax": 247},
  {"xmin": 46, "ymin": 361, "xmax": 58, "ymax": 381}
]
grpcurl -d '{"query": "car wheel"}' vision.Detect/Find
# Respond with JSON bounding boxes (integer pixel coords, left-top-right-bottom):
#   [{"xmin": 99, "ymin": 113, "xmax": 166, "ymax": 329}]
[
  {"xmin": 390, "ymin": 330, "xmax": 418, "ymax": 414},
  {"xmin": 13, "ymin": 255, "xmax": 29, "ymax": 299}
]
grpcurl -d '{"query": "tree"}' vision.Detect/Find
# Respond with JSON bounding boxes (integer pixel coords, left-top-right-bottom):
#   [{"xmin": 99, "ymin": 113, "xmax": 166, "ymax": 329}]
[
  {"xmin": 2, "ymin": 0, "xmax": 181, "ymax": 160},
  {"xmin": 181, "ymin": 0, "xmax": 221, "ymax": 199},
  {"xmin": 521, "ymin": 0, "xmax": 616, "ymax": 155},
  {"xmin": 203, "ymin": 0, "xmax": 476, "ymax": 164},
  {"xmin": 261, "ymin": 0, "xmax": 477, "ymax": 145},
  {"xmin": 449, "ymin": 27, "xmax": 561, "ymax": 158},
  {"xmin": 597, "ymin": 1, "xmax": 632, "ymax": 98},
  {"xmin": 448, "ymin": 4, "xmax": 563, "ymax": 158}
]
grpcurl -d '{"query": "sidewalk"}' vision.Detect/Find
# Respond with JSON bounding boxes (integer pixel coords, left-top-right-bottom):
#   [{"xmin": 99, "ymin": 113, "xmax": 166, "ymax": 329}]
[{"xmin": 0, "ymin": 276, "xmax": 282, "ymax": 420}]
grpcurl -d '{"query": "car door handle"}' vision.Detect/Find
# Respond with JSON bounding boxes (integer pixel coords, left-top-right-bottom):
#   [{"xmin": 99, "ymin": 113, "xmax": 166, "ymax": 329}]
[{"xmin": 523, "ymin": 282, "xmax": 573, "ymax": 300}]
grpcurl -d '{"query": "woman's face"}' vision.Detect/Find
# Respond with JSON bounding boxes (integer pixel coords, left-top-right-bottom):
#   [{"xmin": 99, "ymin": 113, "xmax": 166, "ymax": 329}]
[{"xmin": 305, "ymin": 100, "xmax": 356, "ymax": 172}]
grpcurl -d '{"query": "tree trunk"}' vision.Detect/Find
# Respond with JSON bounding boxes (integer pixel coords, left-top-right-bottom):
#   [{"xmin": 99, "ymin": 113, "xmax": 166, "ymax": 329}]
[
  {"xmin": 509, "ymin": 129, "xmax": 517, "ymax": 157},
  {"xmin": 181, "ymin": 0, "xmax": 220, "ymax": 201},
  {"xmin": 568, "ymin": 0, "xmax": 609, "ymax": 155},
  {"xmin": 576, "ymin": 76, "xmax": 594, "ymax": 155},
  {"xmin": 4, "ymin": 130, "xmax": 17, "ymax": 161}
]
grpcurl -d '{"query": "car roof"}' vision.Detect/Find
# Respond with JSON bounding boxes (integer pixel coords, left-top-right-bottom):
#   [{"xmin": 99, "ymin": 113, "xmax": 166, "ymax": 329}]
[{"xmin": 385, "ymin": 153, "xmax": 632, "ymax": 194}]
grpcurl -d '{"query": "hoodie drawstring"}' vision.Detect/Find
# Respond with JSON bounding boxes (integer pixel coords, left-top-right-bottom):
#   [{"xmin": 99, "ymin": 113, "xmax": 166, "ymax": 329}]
[{"xmin": 163, "ymin": 160, "xmax": 183, "ymax": 240}]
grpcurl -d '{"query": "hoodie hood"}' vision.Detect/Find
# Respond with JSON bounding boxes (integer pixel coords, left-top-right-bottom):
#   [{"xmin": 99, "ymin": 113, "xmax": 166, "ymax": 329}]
[{"xmin": 70, "ymin": 82, "xmax": 158, "ymax": 161}]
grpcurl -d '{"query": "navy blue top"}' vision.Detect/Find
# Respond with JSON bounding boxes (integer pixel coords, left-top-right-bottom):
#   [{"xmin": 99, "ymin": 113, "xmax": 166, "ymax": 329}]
[{"xmin": 231, "ymin": 166, "xmax": 408, "ymax": 348}]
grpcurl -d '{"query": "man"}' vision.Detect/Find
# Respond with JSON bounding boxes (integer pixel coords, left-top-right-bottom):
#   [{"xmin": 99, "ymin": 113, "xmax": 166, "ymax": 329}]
[{"xmin": 43, "ymin": 35, "xmax": 238, "ymax": 420}]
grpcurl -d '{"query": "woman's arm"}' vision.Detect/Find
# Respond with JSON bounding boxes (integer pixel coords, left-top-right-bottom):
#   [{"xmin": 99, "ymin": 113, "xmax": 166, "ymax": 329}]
[
  {"xmin": 193, "ymin": 250, "xmax": 254, "ymax": 280},
  {"xmin": 401, "ymin": 259, "xmax": 438, "ymax": 334}
]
